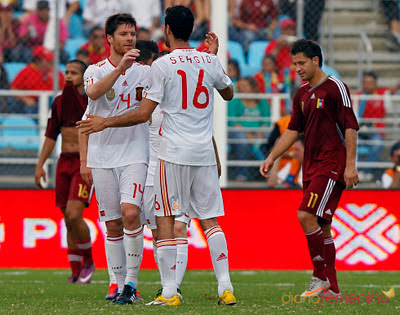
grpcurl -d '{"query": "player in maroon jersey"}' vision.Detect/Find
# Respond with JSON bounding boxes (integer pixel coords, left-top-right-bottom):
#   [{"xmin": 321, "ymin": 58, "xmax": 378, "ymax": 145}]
[
  {"xmin": 35, "ymin": 60, "xmax": 95, "ymax": 284},
  {"xmin": 260, "ymin": 39, "xmax": 359, "ymax": 298}
]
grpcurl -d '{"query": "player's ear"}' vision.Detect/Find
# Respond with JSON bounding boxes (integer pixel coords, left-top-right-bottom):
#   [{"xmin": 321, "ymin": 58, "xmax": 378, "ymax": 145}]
[{"xmin": 312, "ymin": 56, "xmax": 319, "ymax": 67}]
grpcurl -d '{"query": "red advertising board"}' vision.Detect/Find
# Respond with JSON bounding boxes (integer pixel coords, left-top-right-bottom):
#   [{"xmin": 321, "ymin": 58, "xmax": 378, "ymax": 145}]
[{"xmin": 0, "ymin": 189, "xmax": 399, "ymax": 270}]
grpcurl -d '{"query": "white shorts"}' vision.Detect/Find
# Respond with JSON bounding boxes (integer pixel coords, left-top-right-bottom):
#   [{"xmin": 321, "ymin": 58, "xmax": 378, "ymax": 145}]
[
  {"xmin": 154, "ymin": 160, "xmax": 224, "ymax": 220},
  {"xmin": 92, "ymin": 163, "xmax": 148, "ymax": 222},
  {"xmin": 143, "ymin": 184, "xmax": 190, "ymax": 229}
]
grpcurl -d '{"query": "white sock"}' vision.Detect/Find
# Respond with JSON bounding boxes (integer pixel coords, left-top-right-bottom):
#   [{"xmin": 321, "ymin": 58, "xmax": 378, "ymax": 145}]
[
  {"xmin": 205, "ymin": 226, "xmax": 233, "ymax": 296},
  {"xmin": 176, "ymin": 238, "xmax": 188, "ymax": 288},
  {"xmin": 104, "ymin": 239, "xmax": 117, "ymax": 285},
  {"xmin": 153, "ymin": 240, "xmax": 162, "ymax": 282},
  {"xmin": 105, "ymin": 234, "xmax": 126, "ymax": 292},
  {"xmin": 157, "ymin": 239, "xmax": 177, "ymax": 299},
  {"xmin": 123, "ymin": 226, "xmax": 144, "ymax": 287}
]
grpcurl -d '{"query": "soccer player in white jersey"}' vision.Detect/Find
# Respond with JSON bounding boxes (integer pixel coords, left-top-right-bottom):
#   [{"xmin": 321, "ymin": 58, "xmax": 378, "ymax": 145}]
[
  {"xmin": 79, "ymin": 13, "xmax": 150, "ymax": 305},
  {"xmin": 78, "ymin": 6, "xmax": 236, "ymax": 306}
]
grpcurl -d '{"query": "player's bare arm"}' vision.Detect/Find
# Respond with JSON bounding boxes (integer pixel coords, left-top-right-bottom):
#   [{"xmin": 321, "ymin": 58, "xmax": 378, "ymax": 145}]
[
  {"xmin": 212, "ymin": 136, "xmax": 221, "ymax": 177},
  {"xmin": 35, "ymin": 137, "xmax": 56, "ymax": 189},
  {"xmin": 344, "ymin": 128, "xmax": 359, "ymax": 189},
  {"xmin": 77, "ymin": 98, "xmax": 158, "ymax": 134},
  {"xmin": 78, "ymin": 130, "xmax": 93, "ymax": 186},
  {"xmin": 260, "ymin": 129, "xmax": 299, "ymax": 178},
  {"xmin": 217, "ymin": 86, "xmax": 234, "ymax": 101},
  {"xmin": 86, "ymin": 49, "xmax": 140, "ymax": 100}
]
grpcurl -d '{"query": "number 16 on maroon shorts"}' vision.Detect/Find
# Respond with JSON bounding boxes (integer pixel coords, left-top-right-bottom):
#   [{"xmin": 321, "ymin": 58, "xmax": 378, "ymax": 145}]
[{"xmin": 299, "ymin": 175, "xmax": 345, "ymax": 223}]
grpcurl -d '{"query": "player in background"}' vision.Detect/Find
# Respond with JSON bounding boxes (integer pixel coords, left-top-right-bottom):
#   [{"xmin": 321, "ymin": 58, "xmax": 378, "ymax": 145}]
[
  {"xmin": 78, "ymin": 5, "xmax": 236, "ymax": 306},
  {"xmin": 79, "ymin": 13, "xmax": 149, "ymax": 305},
  {"xmin": 260, "ymin": 39, "xmax": 359, "ymax": 298},
  {"xmin": 35, "ymin": 60, "xmax": 95, "ymax": 284}
]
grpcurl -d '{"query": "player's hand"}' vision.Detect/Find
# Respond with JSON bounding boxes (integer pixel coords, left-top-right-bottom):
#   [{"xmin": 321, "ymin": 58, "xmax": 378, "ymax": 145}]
[
  {"xmin": 117, "ymin": 49, "xmax": 140, "ymax": 73},
  {"xmin": 259, "ymin": 157, "xmax": 274, "ymax": 178},
  {"xmin": 206, "ymin": 32, "xmax": 219, "ymax": 55},
  {"xmin": 344, "ymin": 165, "xmax": 359, "ymax": 189},
  {"xmin": 80, "ymin": 164, "xmax": 93, "ymax": 186},
  {"xmin": 76, "ymin": 115, "xmax": 106, "ymax": 134},
  {"xmin": 34, "ymin": 166, "xmax": 46, "ymax": 189}
]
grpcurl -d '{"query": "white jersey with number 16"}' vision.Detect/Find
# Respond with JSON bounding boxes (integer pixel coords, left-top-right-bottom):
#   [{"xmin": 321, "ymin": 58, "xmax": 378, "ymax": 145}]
[{"xmin": 146, "ymin": 48, "xmax": 232, "ymax": 166}]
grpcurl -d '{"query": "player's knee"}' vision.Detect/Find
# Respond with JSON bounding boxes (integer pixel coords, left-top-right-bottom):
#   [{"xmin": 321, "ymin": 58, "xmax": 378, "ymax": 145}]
[
  {"xmin": 174, "ymin": 222, "xmax": 187, "ymax": 238},
  {"xmin": 65, "ymin": 209, "xmax": 83, "ymax": 225},
  {"xmin": 297, "ymin": 210, "xmax": 316, "ymax": 226},
  {"xmin": 106, "ymin": 219, "xmax": 123, "ymax": 235}
]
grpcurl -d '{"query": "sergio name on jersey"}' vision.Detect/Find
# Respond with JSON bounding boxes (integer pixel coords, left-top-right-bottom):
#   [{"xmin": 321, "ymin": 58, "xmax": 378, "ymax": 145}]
[
  {"xmin": 84, "ymin": 59, "xmax": 150, "ymax": 168},
  {"xmin": 145, "ymin": 48, "xmax": 232, "ymax": 166}
]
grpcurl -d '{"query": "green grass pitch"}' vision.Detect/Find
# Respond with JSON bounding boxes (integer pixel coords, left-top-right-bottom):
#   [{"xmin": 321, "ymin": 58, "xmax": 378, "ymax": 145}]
[{"xmin": 1, "ymin": 269, "xmax": 399, "ymax": 314}]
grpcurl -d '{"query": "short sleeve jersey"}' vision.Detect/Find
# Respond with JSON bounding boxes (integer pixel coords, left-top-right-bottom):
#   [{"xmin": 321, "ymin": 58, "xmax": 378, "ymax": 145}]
[
  {"xmin": 83, "ymin": 59, "xmax": 150, "ymax": 168},
  {"xmin": 146, "ymin": 105, "xmax": 163, "ymax": 186},
  {"xmin": 145, "ymin": 48, "xmax": 232, "ymax": 166},
  {"xmin": 45, "ymin": 82, "xmax": 88, "ymax": 140},
  {"xmin": 288, "ymin": 75, "xmax": 359, "ymax": 184}
]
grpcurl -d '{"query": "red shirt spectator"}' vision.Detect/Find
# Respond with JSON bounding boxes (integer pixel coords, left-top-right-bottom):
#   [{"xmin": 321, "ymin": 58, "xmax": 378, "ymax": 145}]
[
  {"xmin": 239, "ymin": 0, "xmax": 278, "ymax": 29},
  {"xmin": 79, "ymin": 26, "xmax": 110, "ymax": 64}
]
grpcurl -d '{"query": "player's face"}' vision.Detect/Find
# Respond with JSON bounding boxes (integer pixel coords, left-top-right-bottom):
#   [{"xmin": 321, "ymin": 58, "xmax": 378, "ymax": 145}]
[
  {"xmin": 292, "ymin": 52, "xmax": 318, "ymax": 82},
  {"xmin": 65, "ymin": 63, "xmax": 84, "ymax": 87},
  {"xmin": 108, "ymin": 24, "xmax": 136, "ymax": 55}
]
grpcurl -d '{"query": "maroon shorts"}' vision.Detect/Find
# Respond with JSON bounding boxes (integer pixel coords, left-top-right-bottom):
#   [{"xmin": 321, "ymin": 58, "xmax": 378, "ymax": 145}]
[
  {"xmin": 299, "ymin": 175, "xmax": 345, "ymax": 223},
  {"xmin": 55, "ymin": 152, "xmax": 92, "ymax": 208}
]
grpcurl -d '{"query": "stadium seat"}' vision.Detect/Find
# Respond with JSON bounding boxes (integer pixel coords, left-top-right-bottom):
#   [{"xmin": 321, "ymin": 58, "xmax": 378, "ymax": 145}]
[
  {"xmin": 4, "ymin": 62, "xmax": 26, "ymax": 82},
  {"xmin": 189, "ymin": 40, "xmax": 201, "ymax": 49},
  {"xmin": 68, "ymin": 14, "xmax": 84, "ymax": 38},
  {"xmin": 247, "ymin": 41, "xmax": 269, "ymax": 68},
  {"xmin": 65, "ymin": 37, "xmax": 88, "ymax": 61},
  {"xmin": 240, "ymin": 64, "xmax": 260, "ymax": 78},
  {"xmin": 227, "ymin": 40, "xmax": 246, "ymax": 68},
  {"xmin": 1, "ymin": 116, "xmax": 39, "ymax": 150},
  {"xmin": 322, "ymin": 64, "xmax": 340, "ymax": 78}
]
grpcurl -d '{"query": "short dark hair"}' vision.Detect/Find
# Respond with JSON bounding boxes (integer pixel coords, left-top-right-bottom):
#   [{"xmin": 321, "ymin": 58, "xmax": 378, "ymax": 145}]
[
  {"xmin": 291, "ymin": 39, "xmax": 323, "ymax": 67},
  {"xmin": 165, "ymin": 5, "xmax": 194, "ymax": 42},
  {"xmin": 363, "ymin": 70, "xmax": 378, "ymax": 81},
  {"xmin": 263, "ymin": 54, "xmax": 277, "ymax": 65},
  {"xmin": 241, "ymin": 76, "xmax": 259, "ymax": 92},
  {"xmin": 136, "ymin": 40, "xmax": 159, "ymax": 64},
  {"xmin": 76, "ymin": 48, "xmax": 89, "ymax": 57},
  {"xmin": 89, "ymin": 25, "xmax": 104, "ymax": 37},
  {"xmin": 105, "ymin": 13, "xmax": 136, "ymax": 39},
  {"xmin": 67, "ymin": 59, "xmax": 88, "ymax": 74},
  {"xmin": 228, "ymin": 59, "xmax": 241, "ymax": 79}
]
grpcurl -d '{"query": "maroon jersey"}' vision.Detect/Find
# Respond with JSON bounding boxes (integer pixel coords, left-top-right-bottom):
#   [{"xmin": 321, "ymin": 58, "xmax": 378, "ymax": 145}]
[
  {"xmin": 288, "ymin": 75, "xmax": 359, "ymax": 185},
  {"xmin": 45, "ymin": 82, "xmax": 88, "ymax": 140}
]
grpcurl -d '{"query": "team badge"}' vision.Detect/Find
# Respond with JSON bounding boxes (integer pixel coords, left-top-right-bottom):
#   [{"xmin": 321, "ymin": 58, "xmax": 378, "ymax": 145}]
[
  {"xmin": 316, "ymin": 98, "xmax": 324, "ymax": 109},
  {"xmin": 106, "ymin": 88, "xmax": 115, "ymax": 100}
]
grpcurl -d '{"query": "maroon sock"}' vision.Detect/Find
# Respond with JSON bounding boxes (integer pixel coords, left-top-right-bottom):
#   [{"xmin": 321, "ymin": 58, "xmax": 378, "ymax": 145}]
[
  {"xmin": 76, "ymin": 239, "xmax": 94, "ymax": 265},
  {"xmin": 67, "ymin": 249, "xmax": 82, "ymax": 275},
  {"xmin": 305, "ymin": 228, "xmax": 326, "ymax": 281},
  {"xmin": 324, "ymin": 236, "xmax": 339, "ymax": 293}
]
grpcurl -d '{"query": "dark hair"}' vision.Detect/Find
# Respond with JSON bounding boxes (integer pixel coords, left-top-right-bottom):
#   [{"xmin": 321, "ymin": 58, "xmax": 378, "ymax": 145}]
[
  {"xmin": 76, "ymin": 48, "xmax": 89, "ymax": 57},
  {"xmin": 136, "ymin": 40, "xmax": 159, "ymax": 64},
  {"xmin": 363, "ymin": 70, "xmax": 378, "ymax": 81},
  {"xmin": 263, "ymin": 54, "xmax": 276, "ymax": 64},
  {"xmin": 291, "ymin": 39, "xmax": 323, "ymax": 67},
  {"xmin": 67, "ymin": 59, "xmax": 88, "ymax": 74},
  {"xmin": 154, "ymin": 50, "xmax": 170, "ymax": 60},
  {"xmin": 296, "ymin": 134, "xmax": 305, "ymax": 145},
  {"xmin": 241, "ymin": 76, "xmax": 259, "ymax": 92},
  {"xmin": 228, "ymin": 59, "xmax": 241, "ymax": 79},
  {"xmin": 89, "ymin": 25, "xmax": 104, "ymax": 37},
  {"xmin": 391, "ymin": 141, "xmax": 400, "ymax": 156},
  {"xmin": 165, "ymin": 5, "xmax": 194, "ymax": 42},
  {"xmin": 105, "ymin": 13, "xmax": 136, "ymax": 40}
]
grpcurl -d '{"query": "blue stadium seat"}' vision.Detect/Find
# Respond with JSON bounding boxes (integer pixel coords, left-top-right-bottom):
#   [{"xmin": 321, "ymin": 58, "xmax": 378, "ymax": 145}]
[
  {"xmin": 4, "ymin": 62, "xmax": 26, "ymax": 82},
  {"xmin": 69, "ymin": 14, "xmax": 84, "ymax": 38},
  {"xmin": 322, "ymin": 64, "xmax": 340, "ymax": 78},
  {"xmin": 189, "ymin": 40, "xmax": 201, "ymax": 49},
  {"xmin": 247, "ymin": 41, "xmax": 269, "ymax": 68},
  {"xmin": 240, "ymin": 64, "xmax": 260, "ymax": 77},
  {"xmin": 227, "ymin": 40, "xmax": 246, "ymax": 68},
  {"xmin": 1, "ymin": 116, "xmax": 39, "ymax": 150},
  {"xmin": 65, "ymin": 37, "xmax": 88, "ymax": 60}
]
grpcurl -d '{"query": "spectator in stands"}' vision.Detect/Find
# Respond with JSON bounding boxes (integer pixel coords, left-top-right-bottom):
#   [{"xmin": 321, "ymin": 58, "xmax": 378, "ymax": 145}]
[
  {"xmin": 381, "ymin": 141, "xmax": 400, "ymax": 188},
  {"xmin": 254, "ymin": 54, "xmax": 281, "ymax": 94},
  {"xmin": 0, "ymin": 1, "xmax": 16, "ymax": 54},
  {"xmin": 228, "ymin": 77, "xmax": 271, "ymax": 181},
  {"xmin": 79, "ymin": 26, "xmax": 110, "ymax": 65},
  {"xmin": 190, "ymin": 0, "xmax": 210, "ymax": 41},
  {"xmin": 22, "ymin": 0, "xmax": 79, "ymax": 25},
  {"xmin": 279, "ymin": 0, "xmax": 325, "ymax": 42},
  {"xmin": 0, "ymin": 52, "xmax": 9, "ymax": 112},
  {"xmin": 10, "ymin": 45, "xmax": 65, "ymax": 113},
  {"xmin": 380, "ymin": 0, "xmax": 400, "ymax": 51},
  {"xmin": 137, "ymin": 28, "xmax": 151, "ymax": 41},
  {"xmin": 228, "ymin": 59, "xmax": 241, "ymax": 92},
  {"xmin": 15, "ymin": 0, "xmax": 69, "ymax": 63},
  {"xmin": 75, "ymin": 48, "xmax": 90, "ymax": 66},
  {"xmin": 127, "ymin": 0, "xmax": 162, "ymax": 40},
  {"xmin": 356, "ymin": 71, "xmax": 400, "ymax": 165},
  {"xmin": 229, "ymin": 0, "xmax": 278, "ymax": 50},
  {"xmin": 82, "ymin": 0, "xmax": 122, "ymax": 37}
]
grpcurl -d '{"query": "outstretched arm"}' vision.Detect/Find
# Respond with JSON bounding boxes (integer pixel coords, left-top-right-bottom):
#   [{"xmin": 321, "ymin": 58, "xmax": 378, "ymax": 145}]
[{"xmin": 259, "ymin": 129, "xmax": 299, "ymax": 178}]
